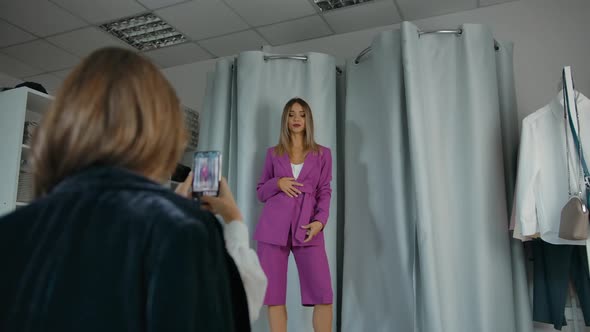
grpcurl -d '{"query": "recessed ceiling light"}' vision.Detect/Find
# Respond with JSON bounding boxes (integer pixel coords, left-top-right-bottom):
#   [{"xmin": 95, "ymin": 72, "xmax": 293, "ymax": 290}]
[
  {"xmin": 100, "ymin": 13, "xmax": 188, "ymax": 51},
  {"xmin": 314, "ymin": 0, "xmax": 373, "ymax": 12}
]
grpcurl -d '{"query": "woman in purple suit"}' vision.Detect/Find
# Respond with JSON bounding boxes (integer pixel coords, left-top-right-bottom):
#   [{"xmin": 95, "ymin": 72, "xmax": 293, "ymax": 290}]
[{"xmin": 255, "ymin": 98, "xmax": 333, "ymax": 332}]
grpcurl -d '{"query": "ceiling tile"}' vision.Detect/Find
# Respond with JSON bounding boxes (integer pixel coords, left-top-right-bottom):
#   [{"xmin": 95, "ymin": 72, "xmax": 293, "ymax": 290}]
[
  {"xmin": 0, "ymin": 71, "xmax": 23, "ymax": 87},
  {"xmin": 223, "ymin": 0, "xmax": 317, "ymax": 26},
  {"xmin": 155, "ymin": 0, "xmax": 249, "ymax": 40},
  {"xmin": 50, "ymin": 0, "xmax": 147, "ymax": 24},
  {"xmin": 0, "ymin": 0, "xmax": 87, "ymax": 36},
  {"xmin": 257, "ymin": 16, "xmax": 332, "ymax": 46},
  {"xmin": 50, "ymin": 68, "xmax": 74, "ymax": 79},
  {"xmin": 0, "ymin": 53, "xmax": 43, "ymax": 78},
  {"xmin": 2, "ymin": 40, "xmax": 80, "ymax": 72},
  {"xmin": 200, "ymin": 30, "xmax": 266, "ymax": 57},
  {"xmin": 143, "ymin": 42, "xmax": 212, "ymax": 68},
  {"xmin": 396, "ymin": 0, "xmax": 477, "ymax": 20},
  {"xmin": 479, "ymin": 0, "xmax": 517, "ymax": 6},
  {"xmin": 0, "ymin": 20, "xmax": 36, "ymax": 48},
  {"xmin": 22, "ymin": 73, "xmax": 63, "ymax": 93},
  {"xmin": 324, "ymin": 1, "xmax": 401, "ymax": 34},
  {"xmin": 47, "ymin": 27, "xmax": 134, "ymax": 57},
  {"xmin": 137, "ymin": 0, "xmax": 190, "ymax": 10}
]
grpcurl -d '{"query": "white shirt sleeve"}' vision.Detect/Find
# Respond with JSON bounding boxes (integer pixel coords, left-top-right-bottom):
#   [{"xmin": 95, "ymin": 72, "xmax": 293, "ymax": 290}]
[
  {"xmin": 222, "ymin": 220, "xmax": 267, "ymax": 323},
  {"xmin": 515, "ymin": 118, "xmax": 541, "ymax": 236}
]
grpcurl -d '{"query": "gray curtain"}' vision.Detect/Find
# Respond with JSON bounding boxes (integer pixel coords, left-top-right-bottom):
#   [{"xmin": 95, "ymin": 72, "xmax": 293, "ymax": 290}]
[
  {"xmin": 202, "ymin": 22, "xmax": 530, "ymax": 332},
  {"xmin": 202, "ymin": 51, "xmax": 339, "ymax": 332},
  {"xmin": 495, "ymin": 42, "xmax": 533, "ymax": 332},
  {"xmin": 341, "ymin": 22, "xmax": 532, "ymax": 332},
  {"xmin": 340, "ymin": 28, "xmax": 416, "ymax": 332},
  {"xmin": 200, "ymin": 58, "xmax": 238, "ymax": 192}
]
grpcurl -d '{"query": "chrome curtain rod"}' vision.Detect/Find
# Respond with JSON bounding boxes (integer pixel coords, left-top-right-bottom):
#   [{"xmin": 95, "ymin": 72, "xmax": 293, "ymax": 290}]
[
  {"xmin": 262, "ymin": 54, "xmax": 343, "ymax": 75},
  {"xmin": 354, "ymin": 29, "xmax": 500, "ymax": 64},
  {"xmin": 264, "ymin": 55, "xmax": 308, "ymax": 61}
]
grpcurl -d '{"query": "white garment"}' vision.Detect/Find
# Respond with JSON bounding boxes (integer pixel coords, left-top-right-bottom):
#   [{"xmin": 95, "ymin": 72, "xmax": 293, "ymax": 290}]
[
  {"xmin": 514, "ymin": 91, "xmax": 590, "ymax": 245},
  {"xmin": 222, "ymin": 220, "xmax": 267, "ymax": 322},
  {"xmin": 291, "ymin": 163, "xmax": 304, "ymax": 179}
]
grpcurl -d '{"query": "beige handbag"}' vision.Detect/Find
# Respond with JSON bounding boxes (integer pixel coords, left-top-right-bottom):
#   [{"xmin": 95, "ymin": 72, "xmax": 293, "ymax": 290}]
[
  {"xmin": 560, "ymin": 196, "xmax": 588, "ymax": 240},
  {"xmin": 559, "ymin": 71, "xmax": 589, "ymax": 240}
]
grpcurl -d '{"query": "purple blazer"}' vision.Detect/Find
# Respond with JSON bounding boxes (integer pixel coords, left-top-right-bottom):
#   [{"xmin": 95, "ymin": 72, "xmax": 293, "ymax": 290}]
[{"xmin": 254, "ymin": 145, "xmax": 332, "ymax": 247}]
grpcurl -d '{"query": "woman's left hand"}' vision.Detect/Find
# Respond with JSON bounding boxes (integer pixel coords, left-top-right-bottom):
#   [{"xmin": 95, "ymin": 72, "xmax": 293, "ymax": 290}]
[{"xmin": 302, "ymin": 221, "xmax": 324, "ymax": 243}]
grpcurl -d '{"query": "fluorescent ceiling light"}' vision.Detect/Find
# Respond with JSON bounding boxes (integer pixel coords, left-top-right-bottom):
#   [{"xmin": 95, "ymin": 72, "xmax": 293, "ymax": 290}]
[
  {"xmin": 100, "ymin": 13, "xmax": 188, "ymax": 51},
  {"xmin": 314, "ymin": 0, "xmax": 374, "ymax": 12}
]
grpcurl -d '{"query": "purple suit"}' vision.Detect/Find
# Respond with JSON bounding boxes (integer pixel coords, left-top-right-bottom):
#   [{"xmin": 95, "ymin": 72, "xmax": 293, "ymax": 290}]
[{"xmin": 254, "ymin": 145, "xmax": 332, "ymax": 247}]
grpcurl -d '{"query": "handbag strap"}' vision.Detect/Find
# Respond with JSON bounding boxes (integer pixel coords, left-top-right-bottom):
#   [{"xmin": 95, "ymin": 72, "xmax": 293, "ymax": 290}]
[{"xmin": 563, "ymin": 68, "xmax": 590, "ymax": 203}]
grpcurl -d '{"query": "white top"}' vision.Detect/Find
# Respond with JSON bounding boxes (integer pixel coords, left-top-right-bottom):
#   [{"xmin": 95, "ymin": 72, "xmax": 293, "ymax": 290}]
[
  {"xmin": 513, "ymin": 91, "xmax": 590, "ymax": 245},
  {"xmin": 291, "ymin": 163, "xmax": 304, "ymax": 179},
  {"xmin": 222, "ymin": 220, "xmax": 268, "ymax": 322}
]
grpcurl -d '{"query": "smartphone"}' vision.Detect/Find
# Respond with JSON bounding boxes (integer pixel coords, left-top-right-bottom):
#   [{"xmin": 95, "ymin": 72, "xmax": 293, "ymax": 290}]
[
  {"xmin": 171, "ymin": 163, "xmax": 191, "ymax": 183},
  {"xmin": 192, "ymin": 151, "xmax": 222, "ymax": 198}
]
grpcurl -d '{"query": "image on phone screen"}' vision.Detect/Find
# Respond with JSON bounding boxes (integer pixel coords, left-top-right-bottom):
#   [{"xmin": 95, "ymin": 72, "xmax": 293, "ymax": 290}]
[{"xmin": 192, "ymin": 151, "xmax": 222, "ymax": 197}]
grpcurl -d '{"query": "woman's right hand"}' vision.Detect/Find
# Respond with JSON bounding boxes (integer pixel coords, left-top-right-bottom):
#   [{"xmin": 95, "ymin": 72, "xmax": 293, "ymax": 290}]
[{"xmin": 277, "ymin": 177, "xmax": 303, "ymax": 198}]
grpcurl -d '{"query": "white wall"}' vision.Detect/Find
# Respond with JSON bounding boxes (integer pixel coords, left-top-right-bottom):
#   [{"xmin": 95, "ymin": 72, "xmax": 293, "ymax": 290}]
[{"xmin": 164, "ymin": 0, "xmax": 590, "ymax": 120}]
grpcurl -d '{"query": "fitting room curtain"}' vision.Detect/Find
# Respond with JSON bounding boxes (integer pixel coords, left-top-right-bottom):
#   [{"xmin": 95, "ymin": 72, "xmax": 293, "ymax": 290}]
[
  {"xmin": 340, "ymin": 28, "xmax": 416, "ymax": 332},
  {"xmin": 200, "ymin": 58, "xmax": 238, "ymax": 192},
  {"xmin": 340, "ymin": 22, "xmax": 532, "ymax": 332},
  {"xmin": 202, "ymin": 51, "xmax": 338, "ymax": 332},
  {"xmin": 202, "ymin": 22, "xmax": 531, "ymax": 332}
]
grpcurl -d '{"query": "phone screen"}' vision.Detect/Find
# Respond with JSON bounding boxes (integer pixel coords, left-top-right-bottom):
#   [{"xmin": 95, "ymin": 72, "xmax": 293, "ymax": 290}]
[{"xmin": 192, "ymin": 151, "xmax": 222, "ymax": 197}]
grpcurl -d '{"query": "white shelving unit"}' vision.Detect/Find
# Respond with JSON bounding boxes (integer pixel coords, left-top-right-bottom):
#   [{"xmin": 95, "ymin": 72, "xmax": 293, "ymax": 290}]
[{"xmin": 0, "ymin": 87, "xmax": 52, "ymax": 216}]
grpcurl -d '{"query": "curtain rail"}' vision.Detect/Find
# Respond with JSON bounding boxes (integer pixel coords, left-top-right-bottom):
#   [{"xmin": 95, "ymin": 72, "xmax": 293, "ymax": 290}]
[
  {"xmin": 354, "ymin": 29, "xmax": 500, "ymax": 64},
  {"xmin": 262, "ymin": 55, "xmax": 343, "ymax": 75},
  {"xmin": 263, "ymin": 55, "xmax": 308, "ymax": 61}
]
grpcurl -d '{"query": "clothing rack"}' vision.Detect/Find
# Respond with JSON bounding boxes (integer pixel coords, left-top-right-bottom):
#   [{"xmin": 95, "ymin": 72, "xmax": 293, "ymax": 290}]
[{"xmin": 354, "ymin": 28, "xmax": 501, "ymax": 64}]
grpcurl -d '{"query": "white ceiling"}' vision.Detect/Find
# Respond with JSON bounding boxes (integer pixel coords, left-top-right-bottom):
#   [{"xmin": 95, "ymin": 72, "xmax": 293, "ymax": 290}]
[{"xmin": 0, "ymin": 0, "xmax": 516, "ymax": 93}]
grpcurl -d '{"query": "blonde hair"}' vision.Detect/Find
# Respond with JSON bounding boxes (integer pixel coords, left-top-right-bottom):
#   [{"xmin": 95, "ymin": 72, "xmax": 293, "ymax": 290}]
[
  {"xmin": 275, "ymin": 97, "xmax": 319, "ymax": 156},
  {"xmin": 31, "ymin": 47, "xmax": 187, "ymax": 197}
]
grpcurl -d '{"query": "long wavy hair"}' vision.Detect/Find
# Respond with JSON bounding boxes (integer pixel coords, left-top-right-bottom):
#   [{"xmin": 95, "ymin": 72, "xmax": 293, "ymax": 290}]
[{"xmin": 274, "ymin": 97, "xmax": 319, "ymax": 156}]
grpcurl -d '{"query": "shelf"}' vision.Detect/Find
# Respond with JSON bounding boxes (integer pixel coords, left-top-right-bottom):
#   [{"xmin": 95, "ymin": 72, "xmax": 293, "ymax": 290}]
[
  {"xmin": 22, "ymin": 144, "xmax": 30, "ymax": 149},
  {"xmin": 26, "ymin": 89, "xmax": 53, "ymax": 115},
  {"xmin": 15, "ymin": 202, "xmax": 27, "ymax": 206}
]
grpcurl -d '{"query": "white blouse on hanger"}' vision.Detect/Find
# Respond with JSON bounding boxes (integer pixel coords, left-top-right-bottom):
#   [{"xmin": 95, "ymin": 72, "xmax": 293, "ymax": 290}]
[{"xmin": 513, "ymin": 91, "xmax": 590, "ymax": 245}]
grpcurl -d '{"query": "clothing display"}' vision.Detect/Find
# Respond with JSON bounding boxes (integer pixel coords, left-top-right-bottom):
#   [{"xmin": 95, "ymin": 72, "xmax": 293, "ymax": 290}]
[
  {"xmin": 532, "ymin": 239, "xmax": 590, "ymax": 330},
  {"xmin": 514, "ymin": 91, "xmax": 590, "ymax": 245},
  {"xmin": 512, "ymin": 67, "xmax": 590, "ymax": 330},
  {"xmin": 255, "ymin": 146, "xmax": 332, "ymax": 247},
  {"xmin": 257, "ymin": 231, "xmax": 333, "ymax": 306}
]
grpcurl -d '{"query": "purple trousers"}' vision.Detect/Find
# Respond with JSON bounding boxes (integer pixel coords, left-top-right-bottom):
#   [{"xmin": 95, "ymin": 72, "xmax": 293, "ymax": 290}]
[{"xmin": 257, "ymin": 234, "xmax": 333, "ymax": 306}]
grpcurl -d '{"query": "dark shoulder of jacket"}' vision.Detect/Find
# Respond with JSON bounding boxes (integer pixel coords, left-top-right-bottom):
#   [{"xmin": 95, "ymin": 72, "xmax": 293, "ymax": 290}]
[{"xmin": 154, "ymin": 190, "xmax": 224, "ymax": 236}]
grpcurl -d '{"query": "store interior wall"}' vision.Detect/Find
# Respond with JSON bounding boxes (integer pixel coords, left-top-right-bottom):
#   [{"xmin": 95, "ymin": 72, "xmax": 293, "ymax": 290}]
[
  {"xmin": 2, "ymin": 0, "xmax": 587, "ymax": 128},
  {"xmin": 154, "ymin": 0, "xmax": 590, "ymax": 123},
  {"xmin": 0, "ymin": 1, "xmax": 588, "ymax": 331}
]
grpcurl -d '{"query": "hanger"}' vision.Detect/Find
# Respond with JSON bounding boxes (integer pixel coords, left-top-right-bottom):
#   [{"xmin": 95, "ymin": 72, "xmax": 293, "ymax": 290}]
[{"xmin": 556, "ymin": 77, "xmax": 581, "ymax": 102}]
